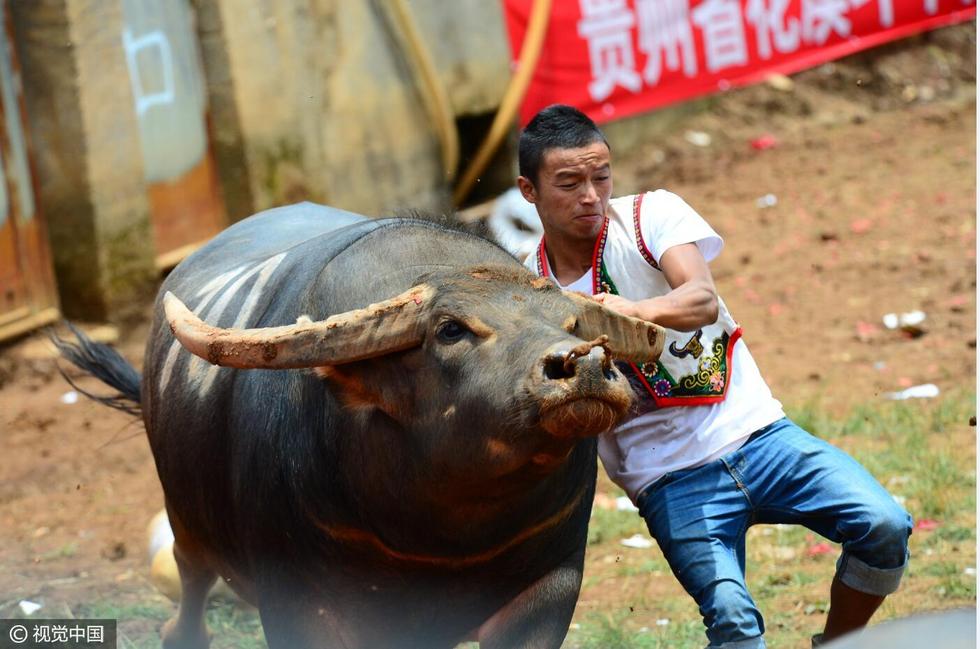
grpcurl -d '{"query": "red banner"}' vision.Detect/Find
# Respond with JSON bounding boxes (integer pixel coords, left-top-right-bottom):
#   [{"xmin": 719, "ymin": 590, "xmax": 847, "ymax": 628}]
[{"xmin": 504, "ymin": 0, "xmax": 975, "ymax": 125}]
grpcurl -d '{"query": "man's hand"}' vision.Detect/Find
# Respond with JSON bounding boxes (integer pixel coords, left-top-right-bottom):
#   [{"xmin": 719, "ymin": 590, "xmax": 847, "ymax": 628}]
[
  {"xmin": 591, "ymin": 244, "xmax": 720, "ymax": 331},
  {"xmin": 593, "ymin": 293, "xmax": 640, "ymax": 319}
]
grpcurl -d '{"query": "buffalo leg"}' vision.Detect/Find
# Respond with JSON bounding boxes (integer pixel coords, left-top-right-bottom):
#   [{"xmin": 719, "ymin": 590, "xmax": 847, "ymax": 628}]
[
  {"xmin": 477, "ymin": 553, "xmax": 585, "ymax": 649},
  {"xmin": 160, "ymin": 520, "xmax": 216, "ymax": 649},
  {"xmin": 256, "ymin": 587, "xmax": 351, "ymax": 649}
]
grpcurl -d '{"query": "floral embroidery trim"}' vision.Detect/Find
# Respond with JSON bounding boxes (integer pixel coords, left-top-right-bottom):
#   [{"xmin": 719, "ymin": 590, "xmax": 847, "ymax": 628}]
[
  {"xmin": 537, "ymin": 204, "xmax": 737, "ymax": 406},
  {"xmin": 641, "ymin": 333, "xmax": 729, "ymax": 397},
  {"xmin": 537, "ymin": 217, "xmax": 612, "ymax": 292},
  {"xmin": 591, "ymin": 217, "xmax": 613, "ymax": 294},
  {"xmin": 652, "ymin": 378, "xmax": 672, "ymax": 397},
  {"xmin": 633, "ymin": 193, "xmax": 659, "ymax": 269},
  {"xmin": 632, "ymin": 329, "xmax": 742, "ymax": 404}
]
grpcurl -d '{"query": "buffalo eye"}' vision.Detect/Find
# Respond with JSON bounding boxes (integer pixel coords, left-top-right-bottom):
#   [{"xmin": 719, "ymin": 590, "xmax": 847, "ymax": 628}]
[{"xmin": 435, "ymin": 319, "xmax": 469, "ymax": 344}]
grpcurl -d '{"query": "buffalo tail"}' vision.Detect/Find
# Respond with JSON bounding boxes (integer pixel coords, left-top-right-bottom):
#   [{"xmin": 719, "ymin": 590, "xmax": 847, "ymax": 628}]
[{"xmin": 50, "ymin": 322, "xmax": 142, "ymax": 417}]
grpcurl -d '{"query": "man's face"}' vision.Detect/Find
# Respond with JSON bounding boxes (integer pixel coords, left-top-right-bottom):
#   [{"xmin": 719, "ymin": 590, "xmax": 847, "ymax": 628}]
[{"xmin": 518, "ymin": 141, "xmax": 613, "ymax": 244}]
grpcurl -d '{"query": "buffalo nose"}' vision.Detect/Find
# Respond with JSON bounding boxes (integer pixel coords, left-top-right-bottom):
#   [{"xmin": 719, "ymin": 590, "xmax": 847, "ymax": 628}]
[{"xmin": 542, "ymin": 336, "xmax": 613, "ymax": 381}]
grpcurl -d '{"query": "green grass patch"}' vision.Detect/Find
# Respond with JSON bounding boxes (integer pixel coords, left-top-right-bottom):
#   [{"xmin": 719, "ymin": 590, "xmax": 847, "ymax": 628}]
[
  {"xmin": 41, "ymin": 542, "xmax": 79, "ymax": 561},
  {"xmin": 614, "ymin": 557, "xmax": 672, "ymax": 578},
  {"xmin": 76, "ymin": 600, "xmax": 171, "ymax": 623},
  {"xmin": 789, "ymin": 388, "xmax": 976, "ymax": 521},
  {"xmin": 52, "ymin": 392, "xmax": 978, "ymax": 649},
  {"xmin": 786, "ymin": 388, "xmax": 975, "ymax": 445},
  {"xmin": 566, "ymin": 611, "xmax": 705, "ymax": 649},
  {"xmin": 580, "ymin": 390, "xmax": 976, "ymax": 647},
  {"xmin": 77, "ymin": 599, "xmax": 266, "ymax": 649},
  {"xmin": 923, "ymin": 524, "xmax": 975, "ymax": 546},
  {"xmin": 918, "ymin": 560, "xmax": 965, "ymax": 578},
  {"xmin": 935, "ymin": 574, "xmax": 976, "ymax": 600},
  {"xmin": 205, "ymin": 601, "xmax": 266, "ymax": 649},
  {"xmin": 588, "ymin": 508, "xmax": 647, "ymax": 546}
]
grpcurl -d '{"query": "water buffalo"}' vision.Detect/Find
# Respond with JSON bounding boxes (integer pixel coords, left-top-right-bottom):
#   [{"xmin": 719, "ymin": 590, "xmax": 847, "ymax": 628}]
[{"xmin": 57, "ymin": 202, "xmax": 664, "ymax": 649}]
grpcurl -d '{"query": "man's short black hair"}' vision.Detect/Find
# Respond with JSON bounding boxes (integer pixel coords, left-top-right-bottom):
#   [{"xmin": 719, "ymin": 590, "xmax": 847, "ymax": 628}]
[{"xmin": 518, "ymin": 104, "xmax": 610, "ymax": 185}]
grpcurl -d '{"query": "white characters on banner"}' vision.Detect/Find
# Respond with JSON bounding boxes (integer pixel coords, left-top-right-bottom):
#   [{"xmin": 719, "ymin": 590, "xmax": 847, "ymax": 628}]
[
  {"xmin": 577, "ymin": 0, "xmax": 643, "ymax": 101},
  {"xmin": 692, "ymin": 0, "xmax": 750, "ymax": 72},
  {"xmin": 577, "ymin": 0, "xmax": 969, "ymax": 102},
  {"xmin": 851, "ymin": 0, "xmax": 895, "ymax": 27},
  {"xmin": 745, "ymin": 0, "xmax": 801, "ymax": 58},
  {"xmin": 635, "ymin": 0, "xmax": 697, "ymax": 85},
  {"xmin": 923, "ymin": 0, "xmax": 976, "ymax": 18},
  {"xmin": 801, "ymin": 0, "xmax": 857, "ymax": 44}
]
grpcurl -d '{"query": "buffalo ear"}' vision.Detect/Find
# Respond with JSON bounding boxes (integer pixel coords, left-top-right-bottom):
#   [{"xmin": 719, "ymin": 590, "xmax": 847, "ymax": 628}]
[
  {"xmin": 315, "ymin": 366, "xmax": 379, "ymax": 411},
  {"xmin": 315, "ymin": 364, "xmax": 414, "ymax": 421}
]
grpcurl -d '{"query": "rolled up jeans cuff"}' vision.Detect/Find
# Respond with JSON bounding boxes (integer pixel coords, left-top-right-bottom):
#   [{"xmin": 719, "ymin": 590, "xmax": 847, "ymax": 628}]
[
  {"xmin": 836, "ymin": 550, "xmax": 908, "ymax": 596},
  {"xmin": 708, "ymin": 635, "xmax": 766, "ymax": 649}
]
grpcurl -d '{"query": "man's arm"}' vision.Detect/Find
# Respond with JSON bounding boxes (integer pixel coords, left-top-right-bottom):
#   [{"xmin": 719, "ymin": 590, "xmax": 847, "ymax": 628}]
[{"xmin": 593, "ymin": 243, "xmax": 719, "ymax": 332}]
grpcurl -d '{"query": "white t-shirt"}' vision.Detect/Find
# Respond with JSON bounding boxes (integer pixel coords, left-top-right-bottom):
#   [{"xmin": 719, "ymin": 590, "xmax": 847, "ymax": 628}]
[{"xmin": 544, "ymin": 190, "xmax": 785, "ymax": 501}]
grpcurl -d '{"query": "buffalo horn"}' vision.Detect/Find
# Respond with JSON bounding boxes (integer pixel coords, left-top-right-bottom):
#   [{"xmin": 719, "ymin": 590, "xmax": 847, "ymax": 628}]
[
  {"xmin": 163, "ymin": 285, "xmax": 436, "ymax": 369},
  {"xmin": 563, "ymin": 292, "xmax": 666, "ymax": 364}
]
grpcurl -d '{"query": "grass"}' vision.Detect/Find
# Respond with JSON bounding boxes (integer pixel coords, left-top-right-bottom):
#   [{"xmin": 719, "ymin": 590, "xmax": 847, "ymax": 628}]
[
  {"xmin": 62, "ymin": 390, "xmax": 975, "ymax": 649},
  {"xmin": 41, "ymin": 542, "xmax": 79, "ymax": 561},
  {"xmin": 783, "ymin": 389, "xmax": 977, "ymax": 522},
  {"xmin": 587, "ymin": 507, "xmax": 648, "ymax": 546},
  {"xmin": 810, "ymin": 390, "xmax": 977, "ymax": 522},
  {"xmin": 565, "ymin": 610, "xmax": 705, "ymax": 648},
  {"xmin": 579, "ymin": 388, "xmax": 976, "ymax": 648},
  {"xmin": 76, "ymin": 598, "xmax": 267, "ymax": 649}
]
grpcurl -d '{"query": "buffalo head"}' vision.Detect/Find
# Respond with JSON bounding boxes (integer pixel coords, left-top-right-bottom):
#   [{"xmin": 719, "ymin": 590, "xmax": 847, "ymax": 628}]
[{"xmin": 164, "ymin": 264, "xmax": 663, "ymax": 483}]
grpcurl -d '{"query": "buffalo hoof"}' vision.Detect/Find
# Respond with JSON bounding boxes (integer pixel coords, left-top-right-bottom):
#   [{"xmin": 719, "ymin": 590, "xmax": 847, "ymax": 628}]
[{"xmin": 161, "ymin": 616, "xmax": 211, "ymax": 649}]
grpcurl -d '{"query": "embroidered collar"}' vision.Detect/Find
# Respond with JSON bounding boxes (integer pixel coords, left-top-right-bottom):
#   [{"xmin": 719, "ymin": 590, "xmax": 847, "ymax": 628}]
[{"xmin": 536, "ymin": 216, "xmax": 610, "ymax": 294}]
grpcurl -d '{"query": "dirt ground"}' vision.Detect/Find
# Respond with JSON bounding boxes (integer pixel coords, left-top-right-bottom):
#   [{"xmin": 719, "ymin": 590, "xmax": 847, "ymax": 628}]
[
  {"xmin": 615, "ymin": 22, "xmax": 976, "ymax": 415},
  {"xmin": 0, "ymin": 22, "xmax": 975, "ymax": 648}
]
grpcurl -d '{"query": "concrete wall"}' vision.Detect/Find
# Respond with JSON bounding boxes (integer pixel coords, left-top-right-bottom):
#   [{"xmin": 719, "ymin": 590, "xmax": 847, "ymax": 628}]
[
  {"xmin": 408, "ymin": 0, "xmax": 511, "ymax": 118},
  {"xmin": 196, "ymin": 0, "xmax": 512, "ymax": 218},
  {"xmin": 191, "ymin": 0, "xmax": 254, "ymax": 224},
  {"xmin": 10, "ymin": 0, "xmax": 515, "ymax": 321},
  {"xmin": 11, "ymin": 0, "xmax": 156, "ymax": 323}
]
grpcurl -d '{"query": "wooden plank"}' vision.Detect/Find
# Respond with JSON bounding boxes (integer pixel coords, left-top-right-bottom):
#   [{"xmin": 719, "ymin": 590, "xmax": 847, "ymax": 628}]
[
  {"xmin": 0, "ymin": 305, "xmax": 29, "ymax": 327},
  {"xmin": 0, "ymin": 306, "xmax": 58, "ymax": 341},
  {"xmin": 155, "ymin": 239, "xmax": 208, "ymax": 271}
]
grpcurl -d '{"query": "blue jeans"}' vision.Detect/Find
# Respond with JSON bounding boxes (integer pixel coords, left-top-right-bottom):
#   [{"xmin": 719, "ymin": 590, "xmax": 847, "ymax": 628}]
[{"xmin": 635, "ymin": 417, "xmax": 912, "ymax": 649}]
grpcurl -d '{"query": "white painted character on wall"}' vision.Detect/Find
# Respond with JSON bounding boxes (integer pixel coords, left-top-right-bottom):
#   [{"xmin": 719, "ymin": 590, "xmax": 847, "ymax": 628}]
[{"xmin": 120, "ymin": 0, "xmax": 208, "ymax": 184}]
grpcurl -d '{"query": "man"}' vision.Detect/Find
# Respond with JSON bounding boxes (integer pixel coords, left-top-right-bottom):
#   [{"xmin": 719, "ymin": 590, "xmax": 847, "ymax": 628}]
[{"xmin": 517, "ymin": 104, "xmax": 912, "ymax": 649}]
